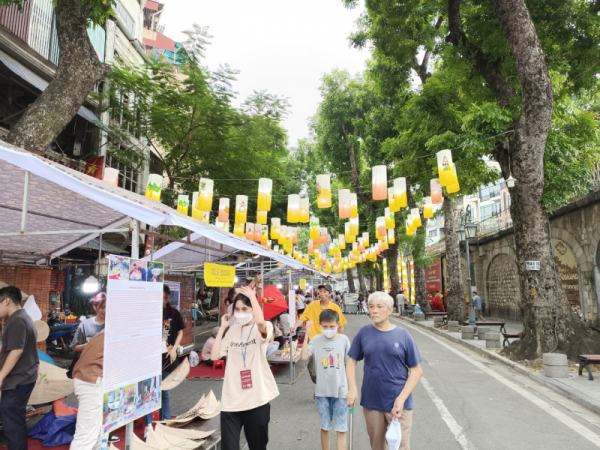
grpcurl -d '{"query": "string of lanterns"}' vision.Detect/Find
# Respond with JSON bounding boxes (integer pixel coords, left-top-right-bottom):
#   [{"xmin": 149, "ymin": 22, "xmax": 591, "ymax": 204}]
[{"xmin": 144, "ymin": 149, "xmax": 461, "ymax": 277}]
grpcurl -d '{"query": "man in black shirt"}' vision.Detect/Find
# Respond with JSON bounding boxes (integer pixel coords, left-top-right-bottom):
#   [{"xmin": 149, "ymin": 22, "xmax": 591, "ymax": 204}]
[{"xmin": 0, "ymin": 285, "xmax": 39, "ymax": 450}]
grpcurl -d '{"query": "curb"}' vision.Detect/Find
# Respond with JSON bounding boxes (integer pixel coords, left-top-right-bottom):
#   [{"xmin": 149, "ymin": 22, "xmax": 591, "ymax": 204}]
[{"xmin": 397, "ymin": 316, "xmax": 600, "ymax": 416}]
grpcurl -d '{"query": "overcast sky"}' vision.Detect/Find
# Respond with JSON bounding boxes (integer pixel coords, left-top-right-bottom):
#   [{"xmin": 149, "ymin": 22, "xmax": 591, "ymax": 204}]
[{"xmin": 160, "ymin": 0, "xmax": 371, "ymax": 147}]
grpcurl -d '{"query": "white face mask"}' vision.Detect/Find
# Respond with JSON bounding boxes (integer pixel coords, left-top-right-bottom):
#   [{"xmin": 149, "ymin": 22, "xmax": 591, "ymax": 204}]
[
  {"xmin": 322, "ymin": 328, "xmax": 338, "ymax": 339},
  {"xmin": 234, "ymin": 313, "xmax": 253, "ymax": 326}
]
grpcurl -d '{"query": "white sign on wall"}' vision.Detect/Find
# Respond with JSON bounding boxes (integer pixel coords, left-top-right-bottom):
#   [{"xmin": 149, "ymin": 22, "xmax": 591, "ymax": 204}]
[{"xmin": 526, "ymin": 261, "xmax": 540, "ymax": 271}]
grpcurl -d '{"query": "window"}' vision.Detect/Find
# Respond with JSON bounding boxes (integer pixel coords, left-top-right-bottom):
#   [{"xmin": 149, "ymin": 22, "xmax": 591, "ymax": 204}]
[
  {"xmin": 479, "ymin": 183, "xmax": 501, "ymax": 202},
  {"xmin": 115, "ymin": 1, "xmax": 135, "ymax": 36},
  {"xmin": 106, "ymin": 153, "xmax": 140, "ymax": 194},
  {"xmin": 429, "ymin": 229, "xmax": 438, "ymax": 238},
  {"xmin": 480, "ymin": 203, "xmax": 501, "ymax": 221}
]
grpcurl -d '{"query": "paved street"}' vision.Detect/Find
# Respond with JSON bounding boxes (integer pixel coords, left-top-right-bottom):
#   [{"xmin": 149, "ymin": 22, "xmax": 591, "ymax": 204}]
[{"xmin": 169, "ymin": 314, "xmax": 600, "ymax": 449}]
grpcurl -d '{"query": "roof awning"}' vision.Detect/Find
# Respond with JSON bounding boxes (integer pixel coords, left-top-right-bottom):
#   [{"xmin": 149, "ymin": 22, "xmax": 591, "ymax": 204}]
[
  {"xmin": 0, "ymin": 49, "xmax": 106, "ymax": 130},
  {"xmin": 0, "ymin": 142, "xmax": 308, "ymax": 271}
]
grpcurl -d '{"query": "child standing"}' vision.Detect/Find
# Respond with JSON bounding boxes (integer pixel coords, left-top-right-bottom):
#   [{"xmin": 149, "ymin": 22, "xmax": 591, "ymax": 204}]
[{"xmin": 301, "ymin": 309, "xmax": 351, "ymax": 450}]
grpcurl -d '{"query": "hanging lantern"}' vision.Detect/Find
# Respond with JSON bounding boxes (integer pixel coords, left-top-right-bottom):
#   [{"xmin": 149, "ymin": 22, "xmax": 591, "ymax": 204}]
[
  {"xmin": 287, "ymin": 194, "xmax": 300, "ymax": 223},
  {"xmin": 423, "ymin": 197, "xmax": 433, "ymax": 219},
  {"xmin": 271, "ymin": 218, "xmax": 281, "ymax": 240},
  {"xmin": 274, "ymin": 244, "xmax": 280, "ymax": 253},
  {"xmin": 385, "ymin": 207, "xmax": 395, "ymax": 230},
  {"xmin": 394, "ymin": 178, "xmax": 407, "ymax": 208},
  {"xmin": 257, "ymin": 210, "xmax": 267, "ymax": 225},
  {"xmin": 431, "ymin": 179, "xmax": 443, "ymax": 204},
  {"xmin": 339, "ymin": 189, "xmax": 352, "ymax": 219},
  {"xmin": 372, "ymin": 165, "xmax": 388, "ymax": 200},
  {"xmin": 320, "ymin": 227, "xmax": 329, "ymax": 244},
  {"xmin": 381, "ymin": 236, "xmax": 389, "ymax": 251},
  {"xmin": 278, "ymin": 225, "xmax": 287, "ymax": 245},
  {"xmin": 261, "ymin": 225, "xmax": 269, "ymax": 243},
  {"xmin": 357, "ymin": 238, "xmax": 365, "ymax": 253},
  {"xmin": 350, "ymin": 193, "xmax": 358, "ymax": 218},
  {"xmin": 191, "ymin": 193, "xmax": 202, "ymax": 220},
  {"xmin": 350, "ymin": 217, "xmax": 359, "ymax": 236},
  {"xmin": 218, "ymin": 198, "xmax": 230, "ymax": 223},
  {"xmin": 436, "ymin": 149, "xmax": 455, "ymax": 187},
  {"xmin": 316, "ymin": 174, "xmax": 332, "ymax": 208},
  {"xmin": 258, "ymin": 178, "xmax": 273, "ymax": 211},
  {"xmin": 235, "ymin": 195, "xmax": 248, "ymax": 223},
  {"xmin": 198, "ymin": 178, "xmax": 214, "ymax": 211},
  {"xmin": 201, "ymin": 210, "xmax": 210, "ymax": 223},
  {"xmin": 406, "ymin": 221, "xmax": 414, "ymax": 236},
  {"xmin": 345, "ymin": 223, "xmax": 356, "ymax": 243},
  {"xmin": 299, "ymin": 198, "xmax": 310, "ymax": 223},
  {"xmin": 145, "ymin": 174, "xmax": 163, "ymax": 201},
  {"xmin": 246, "ymin": 223, "xmax": 255, "ymax": 240},
  {"xmin": 234, "ymin": 223, "xmax": 244, "ymax": 237},
  {"xmin": 388, "ymin": 187, "xmax": 400, "ymax": 213},
  {"xmin": 329, "ymin": 241, "xmax": 336, "ymax": 256},
  {"xmin": 292, "ymin": 227, "xmax": 298, "ymax": 244},
  {"xmin": 411, "ymin": 208, "xmax": 422, "ymax": 228},
  {"xmin": 362, "ymin": 232, "xmax": 370, "ymax": 247},
  {"xmin": 310, "ymin": 217, "xmax": 320, "ymax": 240},
  {"xmin": 388, "ymin": 229, "xmax": 395, "ymax": 245},
  {"xmin": 216, "ymin": 220, "xmax": 229, "ymax": 232},
  {"xmin": 446, "ymin": 163, "xmax": 460, "ymax": 194},
  {"xmin": 339, "ymin": 234, "xmax": 346, "ymax": 250},
  {"xmin": 177, "ymin": 195, "xmax": 189, "ymax": 215},
  {"xmin": 254, "ymin": 224, "xmax": 262, "ymax": 242},
  {"xmin": 308, "ymin": 239, "xmax": 314, "ymax": 255},
  {"xmin": 376, "ymin": 217, "xmax": 386, "ymax": 239}
]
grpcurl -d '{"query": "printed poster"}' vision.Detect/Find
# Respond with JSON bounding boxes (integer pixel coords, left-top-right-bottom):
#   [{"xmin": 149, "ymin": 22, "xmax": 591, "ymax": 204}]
[
  {"xmin": 164, "ymin": 281, "xmax": 181, "ymax": 310},
  {"xmin": 103, "ymin": 255, "xmax": 164, "ymax": 434}
]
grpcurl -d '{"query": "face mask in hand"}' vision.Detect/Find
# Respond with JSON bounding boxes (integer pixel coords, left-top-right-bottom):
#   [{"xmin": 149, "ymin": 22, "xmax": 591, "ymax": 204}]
[
  {"xmin": 234, "ymin": 313, "xmax": 253, "ymax": 326},
  {"xmin": 322, "ymin": 328, "xmax": 338, "ymax": 339}
]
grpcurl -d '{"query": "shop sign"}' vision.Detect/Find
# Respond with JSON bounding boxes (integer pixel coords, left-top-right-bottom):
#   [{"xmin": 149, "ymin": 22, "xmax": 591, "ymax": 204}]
[{"xmin": 204, "ymin": 263, "xmax": 235, "ymax": 287}]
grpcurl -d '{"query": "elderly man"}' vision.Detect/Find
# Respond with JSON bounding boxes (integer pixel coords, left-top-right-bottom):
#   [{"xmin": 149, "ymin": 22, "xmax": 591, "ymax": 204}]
[{"xmin": 346, "ymin": 292, "xmax": 423, "ymax": 450}]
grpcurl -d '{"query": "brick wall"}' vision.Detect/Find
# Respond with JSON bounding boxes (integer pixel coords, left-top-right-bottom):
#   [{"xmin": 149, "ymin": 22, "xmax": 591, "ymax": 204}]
[
  {"xmin": 0, "ymin": 264, "xmax": 53, "ymax": 351},
  {"xmin": 164, "ymin": 275, "xmax": 195, "ymax": 346}
]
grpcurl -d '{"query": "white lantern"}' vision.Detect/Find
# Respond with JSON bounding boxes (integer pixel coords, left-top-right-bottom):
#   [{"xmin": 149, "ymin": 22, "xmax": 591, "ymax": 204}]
[
  {"xmin": 372, "ymin": 165, "xmax": 387, "ymax": 200},
  {"xmin": 316, "ymin": 174, "xmax": 332, "ymax": 208},
  {"xmin": 338, "ymin": 189, "xmax": 351, "ymax": 219},
  {"xmin": 258, "ymin": 178, "xmax": 273, "ymax": 211},
  {"xmin": 287, "ymin": 194, "xmax": 300, "ymax": 223},
  {"xmin": 235, "ymin": 195, "xmax": 248, "ymax": 223}
]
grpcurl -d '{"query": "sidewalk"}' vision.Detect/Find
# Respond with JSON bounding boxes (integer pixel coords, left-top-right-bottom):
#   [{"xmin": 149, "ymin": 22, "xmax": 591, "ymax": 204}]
[{"xmin": 399, "ymin": 315, "xmax": 600, "ymax": 415}]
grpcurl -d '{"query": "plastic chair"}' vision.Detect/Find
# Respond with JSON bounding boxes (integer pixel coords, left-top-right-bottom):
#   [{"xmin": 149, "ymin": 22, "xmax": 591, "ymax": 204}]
[{"xmin": 213, "ymin": 360, "xmax": 225, "ymax": 370}]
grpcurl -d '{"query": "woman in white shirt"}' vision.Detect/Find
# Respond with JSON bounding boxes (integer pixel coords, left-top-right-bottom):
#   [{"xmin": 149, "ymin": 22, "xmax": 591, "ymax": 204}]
[
  {"xmin": 296, "ymin": 289, "xmax": 306, "ymax": 315},
  {"xmin": 212, "ymin": 286, "xmax": 279, "ymax": 450}
]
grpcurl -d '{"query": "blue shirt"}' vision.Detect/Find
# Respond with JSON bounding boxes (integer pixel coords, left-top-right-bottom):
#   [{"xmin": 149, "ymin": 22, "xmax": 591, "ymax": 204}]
[
  {"xmin": 348, "ymin": 324, "xmax": 422, "ymax": 411},
  {"xmin": 473, "ymin": 296, "xmax": 482, "ymax": 309}
]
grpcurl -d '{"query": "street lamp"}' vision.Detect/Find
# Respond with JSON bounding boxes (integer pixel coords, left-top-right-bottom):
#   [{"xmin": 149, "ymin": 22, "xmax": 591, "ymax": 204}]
[{"xmin": 458, "ymin": 206, "xmax": 478, "ymax": 328}]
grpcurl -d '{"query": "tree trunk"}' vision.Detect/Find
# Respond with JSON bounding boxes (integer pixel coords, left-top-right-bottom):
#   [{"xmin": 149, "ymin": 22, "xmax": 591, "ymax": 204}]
[
  {"xmin": 387, "ymin": 242, "xmax": 400, "ymax": 307},
  {"xmin": 443, "ymin": 197, "xmax": 465, "ymax": 322},
  {"xmin": 488, "ymin": 0, "xmax": 600, "ymax": 359},
  {"xmin": 406, "ymin": 178, "xmax": 430, "ymax": 312},
  {"xmin": 346, "ymin": 268, "xmax": 357, "ymax": 293},
  {"xmin": 356, "ymin": 265, "xmax": 368, "ymax": 297},
  {"xmin": 5, "ymin": 0, "xmax": 111, "ymax": 154}
]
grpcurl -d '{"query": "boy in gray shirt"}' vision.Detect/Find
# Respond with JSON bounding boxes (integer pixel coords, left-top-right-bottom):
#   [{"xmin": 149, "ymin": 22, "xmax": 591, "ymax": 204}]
[{"xmin": 301, "ymin": 309, "xmax": 351, "ymax": 450}]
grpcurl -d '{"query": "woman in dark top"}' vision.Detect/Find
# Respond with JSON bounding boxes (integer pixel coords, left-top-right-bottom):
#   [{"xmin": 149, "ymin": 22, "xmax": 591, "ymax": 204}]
[{"xmin": 144, "ymin": 284, "xmax": 185, "ymax": 435}]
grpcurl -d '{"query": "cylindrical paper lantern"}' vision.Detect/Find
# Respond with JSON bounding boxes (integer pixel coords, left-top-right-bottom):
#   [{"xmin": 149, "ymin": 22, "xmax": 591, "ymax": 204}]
[
  {"xmin": 394, "ymin": 178, "xmax": 407, "ymax": 208},
  {"xmin": 198, "ymin": 178, "xmax": 213, "ymax": 211},
  {"xmin": 388, "ymin": 187, "xmax": 400, "ymax": 213},
  {"xmin": 310, "ymin": 217, "xmax": 320, "ymax": 240},
  {"xmin": 234, "ymin": 223, "xmax": 244, "ymax": 237},
  {"xmin": 388, "ymin": 229, "xmax": 395, "ymax": 245},
  {"xmin": 345, "ymin": 223, "xmax": 356, "ymax": 243},
  {"xmin": 103, "ymin": 167, "xmax": 119, "ymax": 186},
  {"xmin": 376, "ymin": 217, "xmax": 386, "ymax": 239},
  {"xmin": 411, "ymin": 208, "xmax": 422, "ymax": 228},
  {"xmin": 320, "ymin": 227, "xmax": 328, "ymax": 244},
  {"xmin": 339, "ymin": 234, "xmax": 346, "ymax": 250},
  {"xmin": 350, "ymin": 193, "xmax": 358, "ymax": 218},
  {"xmin": 362, "ymin": 232, "xmax": 370, "ymax": 247},
  {"xmin": 254, "ymin": 224, "xmax": 262, "ymax": 242},
  {"xmin": 271, "ymin": 218, "xmax": 281, "ymax": 240},
  {"xmin": 235, "ymin": 195, "xmax": 248, "ymax": 223},
  {"xmin": 423, "ymin": 197, "xmax": 433, "ymax": 219},
  {"xmin": 177, "ymin": 195, "xmax": 189, "ymax": 215},
  {"xmin": 145, "ymin": 174, "xmax": 163, "ymax": 201},
  {"xmin": 292, "ymin": 227, "xmax": 298, "ymax": 244},
  {"xmin": 278, "ymin": 225, "xmax": 287, "ymax": 245},
  {"xmin": 257, "ymin": 210, "xmax": 267, "ymax": 225},
  {"xmin": 287, "ymin": 194, "xmax": 300, "ymax": 223},
  {"xmin": 218, "ymin": 198, "xmax": 230, "ymax": 223},
  {"xmin": 431, "ymin": 179, "xmax": 443, "ymax": 204},
  {"xmin": 299, "ymin": 197, "xmax": 310, "ymax": 223},
  {"xmin": 372, "ymin": 165, "xmax": 387, "ymax": 200},
  {"xmin": 446, "ymin": 163, "xmax": 460, "ymax": 194},
  {"xmin": 316, "ymin": 174, "xmax": 332, "ymax": 208},
  {"xmin": 258, "ymin": 178, "xmax": 273, "ymax": 211},
  {"xmin": 245, "ymin": 223, "xmax": 255, "ymax": 240},
  {"xmin": 350, "ymin": 217, "xmax": 359, "ymax": 236},
  {"xmin": 308, "ymin": 239, "xmax": 314, "ymax": 255},
  {"xmin": 437, "ymin": 149, "xmax": 454, "ymax": 187},
  {"xmin": 261, "ymin": 225, "xmax": 269, "ymax": 243},
  {"xmin": 338, "ymin": 189, "xmax": 351, "ymax": 219},
  {"xmin": 357, "ymin": 238, "xmax": 365, "ymax": 253},
  {"xmin": 385, "ymin": 207, "xmax": 394, "ymax": 230}
]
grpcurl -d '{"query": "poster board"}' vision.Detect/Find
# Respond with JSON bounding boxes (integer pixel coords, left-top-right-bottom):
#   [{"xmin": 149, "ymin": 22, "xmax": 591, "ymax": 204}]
[
  {"xmin": 164, "ymin": 281, "xmax": 181, "ymax": 310},
  {"xmin": 425, "ymin": 259, "xmax": 443, "ymax": 294},
  {"xmin": 103, "ymin": 255, "xmax": 164, "ymax": 434}
]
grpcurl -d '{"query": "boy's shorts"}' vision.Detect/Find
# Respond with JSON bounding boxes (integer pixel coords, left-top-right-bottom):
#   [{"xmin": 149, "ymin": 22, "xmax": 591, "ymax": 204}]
[{"xmin": 315, "ymin": 397, "xmax": 348, "ymax": 432}]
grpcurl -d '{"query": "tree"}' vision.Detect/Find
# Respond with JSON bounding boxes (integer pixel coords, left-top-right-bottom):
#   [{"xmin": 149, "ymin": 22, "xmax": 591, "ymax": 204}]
[{"xmin": 2, "ymin": 0, "xmax": 114, "ymax": 154}]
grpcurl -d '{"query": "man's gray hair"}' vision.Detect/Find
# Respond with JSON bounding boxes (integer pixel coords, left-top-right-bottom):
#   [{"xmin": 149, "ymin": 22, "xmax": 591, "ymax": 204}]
[
  {"xmin": 368, "ymin": 291, "xmax": 394, "ymax": 308},
  {"xmin": 211, "ymin": 326, "xmax": 220, "ymax": 338}
]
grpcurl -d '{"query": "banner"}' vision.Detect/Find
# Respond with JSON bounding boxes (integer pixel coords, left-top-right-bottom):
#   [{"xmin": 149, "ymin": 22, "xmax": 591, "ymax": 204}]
[
  {"xmin": 103, "ymin": 255, "xmax": 164, "ymax": 434},
  {"xmin": 425, "ymin": 259, "xmax": 442, "ymax": 294},
  {"xmin": 85, "ymin": 156, "xmax": 104, "ymax": 180},
  {"xmin": 299, "ymin": 278, "xmax": 306, "ymax": 290},
  {"xmin": 204, "ymin": 262, "xmax": 235, "ymax": 287},
  {"xmin": 164, "ymin": 281, "xmax": 181, "ymax": 310}
]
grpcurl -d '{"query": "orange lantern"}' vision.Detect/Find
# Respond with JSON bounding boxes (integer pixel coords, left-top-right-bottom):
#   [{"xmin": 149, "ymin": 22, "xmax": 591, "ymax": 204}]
[
  {"xmin": 372, "ymin": 165, "xmax": 388, "ymax": 200},
  {"xmin": 246, "ymin": 223, "xmax": 255, "ymax": 240},
  {"xmin": 339, "ymin": 189, "xmax": 351, "ymax": 219},
  {"xmin": 376, "ymin": 217, "xmax": 386, "ymax": 239},
  {"xmin": 431, "ymin": 179, "xmax": 443, "ymax": 204},
  {"xmin": 320, "ymin": 227, "xmax": 328, "ymax": 244},
  {"xmin": 218, "ymin": 198, "xmax": 229, "ymax": 223}
]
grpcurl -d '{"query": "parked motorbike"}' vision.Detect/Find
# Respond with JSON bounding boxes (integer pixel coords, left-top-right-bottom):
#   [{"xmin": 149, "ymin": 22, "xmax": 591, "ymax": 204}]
[{"xmin": 46, "ymin": 323, "xmax": 78, "ymax": 355}]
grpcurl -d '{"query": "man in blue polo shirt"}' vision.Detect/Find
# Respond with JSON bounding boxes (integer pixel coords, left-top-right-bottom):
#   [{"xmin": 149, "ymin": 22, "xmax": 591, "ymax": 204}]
[{"xmin": 346, "ymin": 291, "xmax": 423, "ymax": 450}]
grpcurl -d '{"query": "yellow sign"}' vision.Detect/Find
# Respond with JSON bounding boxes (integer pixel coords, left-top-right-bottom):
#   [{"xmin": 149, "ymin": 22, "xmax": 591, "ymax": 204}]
[
  {"xmin": 204, "ymin": 263, "xmax": 235, "ymax": 287},
  {"xmin": 299, "ymin": 279, "xmax": 306, "ymax": 290}
]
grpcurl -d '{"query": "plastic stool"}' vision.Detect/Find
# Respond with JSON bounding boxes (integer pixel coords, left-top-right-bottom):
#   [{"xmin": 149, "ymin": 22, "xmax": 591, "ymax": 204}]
[{"xmin": 213, "ymin": 360, "xmax": 225, "ymax": 370}]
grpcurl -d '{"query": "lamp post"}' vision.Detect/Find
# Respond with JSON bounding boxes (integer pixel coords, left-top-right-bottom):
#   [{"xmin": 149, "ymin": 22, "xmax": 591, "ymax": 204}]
[{"xmin": 458, "ymin": 206, "xmax": 478, "ymax": 328}]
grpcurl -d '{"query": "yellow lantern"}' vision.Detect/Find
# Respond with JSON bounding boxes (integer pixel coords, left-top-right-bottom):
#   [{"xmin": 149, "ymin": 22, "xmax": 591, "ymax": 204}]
[
  {"xmin": 177, "ymin": 195, "xmax": 189, "ymax": 215},
  {"xmin": 436, "ymin": 149, "xmax": 455, "ymax": 187},
  {"xmin": 394, "ymin": 178, "xmax": 407, "ymax": 208},
  {"xmin": 271, "ymin": 218, "xmax": 281, "ymax": 240},
  {"xmin": 235, "ymin": 195, "xmax": 248, "ymax": 223},
  {"xmin": 350, "ymin": 193, "xmax": 358, "ymax": 218},
  {"xmin": 376, "ymin": 217, "xmax": 386, "ymax": 239},
  {"xmin": 258, "ymin": 178, "xmax": 272, "ymax": 211},
  {"xmin": 388, "ymin": 229, "xmax": 395, "ymax": 245},
  {"xmin": 216, "ymin": 220, "xmax": 229, "ymax": 232},
  {"xmin": 339, "ymin": 189, "xmax": 352, "ymax": 219},
  {"xmin": 201, "ymin": 210, "xmax": 210, "ymax": 223},
  {"xmin": 218, "ymin": 198, "xmax": 230, "ymax": 223},
  {"xmin": 316, "ymin": 174, "xmax": 332, "ymax": 208},
  {"xmin": 388, "ymin": 187, "xmax": 400, "ymax": 213},
  {"xmin": 261, "ymin": 225, "xmax": 269, "ymax": 243},
  {"xmin": 145, "ymin": 174, "xmax": 163, "ymax": 201},
  {"xmin": 446, "ymin": 163, "xmax": 460, "ymax": 194},
  {"xmin": 310, "ymin": 217, "xmax": 320, "ymax": 240},
  {"xmin": 372, "ymin": 165, "xmax": 388, "ymax": 200},
  {"xmin": 423, "ymin": 197, "xmax": 434, "ymax": 219},
  {"xmin": 339, "ymin": 234, "xmax": 346, "ymax": 250},
  {"xmin": 234, "ymin": 222, "xmax": 244, "ymax": 237},
  {"xmin": 198, "ymin": 178, "xmax": 214, "ymax": 211},
  {"xmin": 287, "ymin": 194, "xmax": 300, "ymax": 223},
  {"xmin": 299, "ymin": 197, "xmax": 310, "ymax": 223},
  {"xmin": 257, "ymin": 210, "xmax": 267, "ymax": 225},
  {"xmin": 431, "ymin": 179, "xmax": 443, "ymax": 204},
  {"xmin": 278, "ymin": 225, "xmax": 287, "ymax": 245},
  {"xmin": 350, "ymin": 217, "xmax": 359, "ymax": 236},
  {"xmin": 381, "ymin": 237, "xmax": 389, "ymax": 251},
  {"xmin": 411, "ymin": 208, "xmax": 422, "ymax": 228},
  {"xmin": 385, "ymin": 207, "xmax": 395, "ymax": 230},
  {"xmin": 405, "ymin": 222, "xmax": 414, "ymax": 236},
  {"xmin": 362, "ymin": 232, "xmax": 370, "ymax": 247},
  {"xmin": 191, "ymin": 193, "xmax": 202, "ymax": 220},
  {"xmin": 345, "ymin": 223, "xmax": 356, "ymax": 243}
]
